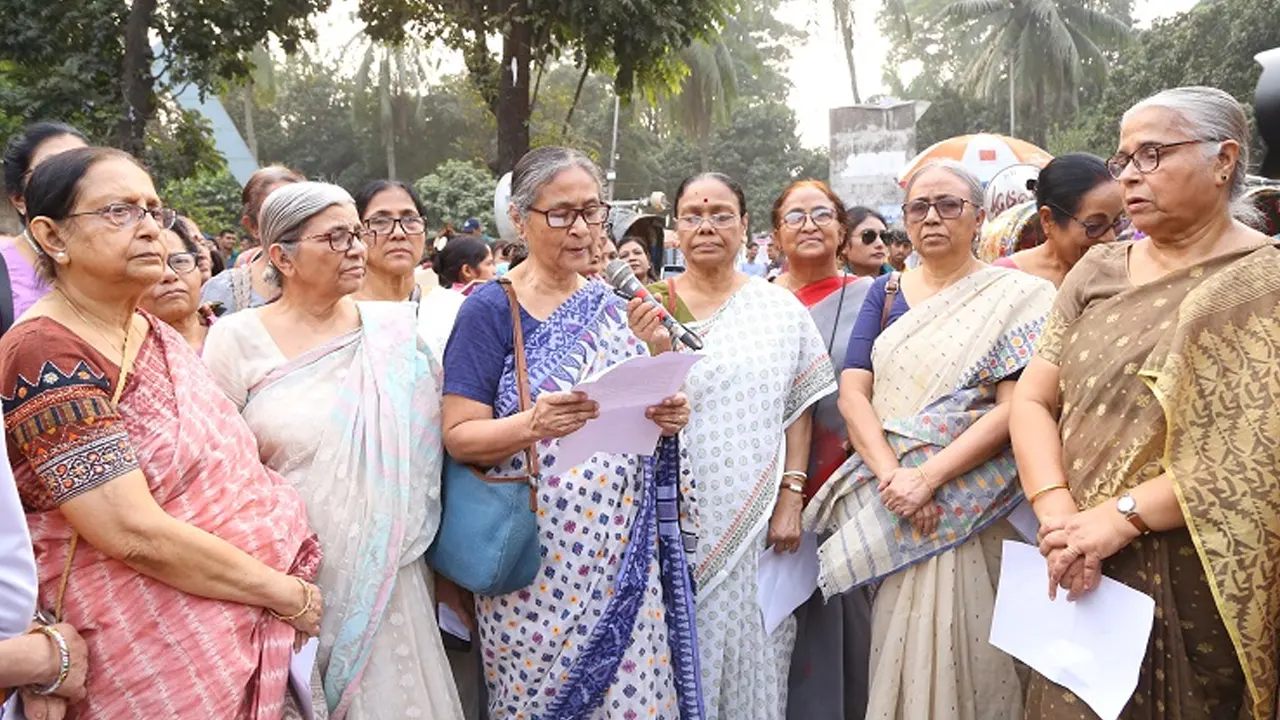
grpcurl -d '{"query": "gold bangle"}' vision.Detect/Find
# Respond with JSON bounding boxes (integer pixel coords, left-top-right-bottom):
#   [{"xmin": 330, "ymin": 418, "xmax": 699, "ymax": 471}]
[
  {"xmin": 271, "ymin": 577, "xmax": 312, "ymax": 622},
  {"xmin": 915, "ymin": 465, "xmax": 934, "ymax": 487},
  {"xmin": 782, "ymin": 470, "xmax": 808, "ymax": 482},
  {"xmin": 1027, "ymin": 483, "xmax": 1070, "ymax": 505}
]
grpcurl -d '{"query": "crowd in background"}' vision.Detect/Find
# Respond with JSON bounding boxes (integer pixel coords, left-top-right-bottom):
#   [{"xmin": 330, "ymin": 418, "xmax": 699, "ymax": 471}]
[{"xmin": 0, "ymin": 83, "xmax": 1277, "ymax": 720}]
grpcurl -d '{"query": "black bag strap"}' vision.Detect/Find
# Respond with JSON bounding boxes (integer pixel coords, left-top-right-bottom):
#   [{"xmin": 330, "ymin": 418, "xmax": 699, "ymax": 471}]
[{"xmin": 0, "ymin": 248, "xmax": 14, "ymax": 336}]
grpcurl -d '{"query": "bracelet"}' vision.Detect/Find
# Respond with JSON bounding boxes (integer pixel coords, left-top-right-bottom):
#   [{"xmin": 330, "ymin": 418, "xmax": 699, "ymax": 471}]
[
  {"xmin": 914, "ymin": 465, "xmax": 934, "ymax": 487},
  {"xmin": 270, "ymin": 577, "xmax": 313, "ymax": 622},
  {"xmin": 780, "ymin": 479, "xmax": 806, "ymax": 495},
  {"xmin": 782, "ymin": 470, "xmax": 808, "ymax": 482},
  {"xmin": 1027, "ymin": 483, "xmax": 1070, "ymax": 505},
  {"xmin": 29, "ymin": 624, "xmax": 71, "ymax": 697}
]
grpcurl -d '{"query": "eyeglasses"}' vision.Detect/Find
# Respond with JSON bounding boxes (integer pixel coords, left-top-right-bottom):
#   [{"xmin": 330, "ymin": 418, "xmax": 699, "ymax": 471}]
[
  {"xmin": 1106, "ymin": 140, "xmax": 1207, "ymax": 179},
  {"xmin": 284, "ymin": 226, "xmax": 375, "ymax": 253},
  {"xmin": 67, "ymin": 203, "xmax": 177, "ymax": 230},
  {"xmin": 676, "ymin": 212, "xmax": 739, "ymax": 230},
  {"xmin": 166, "ymin": 251, "xmax": 198, "ymax": 274},
  {"xmin": 1049, "ymin": 205, "xmax": 1132, "ymax": 239},
  {"xmin": 782, "ymin": 207, "xmax": 837, "ymax": 229},
  {"xmin": 859, "ymin": 229, "xmax": 891, "ymax": 245},
  {"xmin": 529, "ymin": 204, "xmax": 610, "ymax": 228},
  {"xmin": 902, "ymin": 196, "xmax": 971, "ymax": 223},
  {"xmin": 365, "ymin": 215, "xmax": 427, "ymax": 236}
]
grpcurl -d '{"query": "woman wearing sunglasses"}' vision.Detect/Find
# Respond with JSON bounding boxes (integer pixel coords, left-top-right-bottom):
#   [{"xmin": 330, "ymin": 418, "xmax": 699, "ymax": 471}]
[
  {"xmin": 806, "ymin": 159, "xmax": 1055, "ymax": 719},
  {"xmin": 138, "ymin": 216, "xmax": 216, "ymax": 354},
  {"xmin": 204, "ymin": 182, "xmax": 465, "ymax": 720},
  {"xmin": 841, "ymin": 206, "xmax": 895, "ymax": 277},
  {"xmin": 993, "ymin": 153, "xmax": 1127, "ymax": 287}
]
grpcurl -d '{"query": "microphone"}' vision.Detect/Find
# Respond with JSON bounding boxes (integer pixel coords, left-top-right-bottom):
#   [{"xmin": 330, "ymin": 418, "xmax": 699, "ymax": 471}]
[{"xmin": 604, "ymin": 259, "xmax": 705, "ymax": 351}]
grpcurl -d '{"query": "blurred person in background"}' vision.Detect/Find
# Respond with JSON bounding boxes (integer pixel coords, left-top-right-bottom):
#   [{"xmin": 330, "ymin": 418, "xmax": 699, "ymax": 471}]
[
  {"xmin": 436, "ymin": 236, "xmax": 497, "ymax": 295},
  {"xmin": 885, "ymin": 228, "xmax": 912, "ymax": 272},
  {"xmin": 215, "ymin": 228, "xmax": 239, "ymax": 266},
  {"xmin": 138, "ymin": 215, "xmax": 215, "ymax": 354},
  {"xmin": 200, "ymin": 165, "xmax": 304, "ymax": 315},
  {"xmin": 0, "ymin": 122, "xmax": 88, "ymax": 334},
  {"xmin": 842, "ymin": 206, "xmax": 895, "ymax": 277},
  {"xmin": 741, "ymin": 238, "xmax": 769, "ymax": 277}
]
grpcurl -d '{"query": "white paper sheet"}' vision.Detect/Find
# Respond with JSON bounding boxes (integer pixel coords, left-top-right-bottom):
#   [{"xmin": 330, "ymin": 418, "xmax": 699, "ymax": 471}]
[
  {"xmin": 756, "ymin": 532, "xmax": 820, "ymax": 635},
  {"xmin": 557, "ymin": 352, "xmax": 704, "ymax": 469},
  {"xmin": 989, "ymin": 541, "xmax": 1155, "ymax": 720},
  {"xmin": 438, "ymin": 602, "xmax": 471, "ymax": 641},
  {"xmin": 288, "ymin": 637, "xmax": 319, "ymax": 719}
]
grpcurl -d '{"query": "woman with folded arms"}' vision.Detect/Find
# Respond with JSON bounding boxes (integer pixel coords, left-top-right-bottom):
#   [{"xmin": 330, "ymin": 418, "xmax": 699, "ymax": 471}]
[{"xmin": 0, "ymin": 146, "xmax": 322, "ymax": 719}]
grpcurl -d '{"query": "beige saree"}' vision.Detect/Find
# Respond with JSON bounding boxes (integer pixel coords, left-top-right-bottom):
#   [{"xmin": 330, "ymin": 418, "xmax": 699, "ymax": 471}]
[{"xmin": 1027, "ymin": 241, "xmax": 1280, "ymax": 720}]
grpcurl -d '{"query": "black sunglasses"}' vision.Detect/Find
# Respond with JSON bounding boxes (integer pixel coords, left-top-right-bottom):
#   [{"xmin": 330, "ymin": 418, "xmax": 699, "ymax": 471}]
[{"xmin": 859, "ymin": 229, "xmax": 891, "ymax": 245}]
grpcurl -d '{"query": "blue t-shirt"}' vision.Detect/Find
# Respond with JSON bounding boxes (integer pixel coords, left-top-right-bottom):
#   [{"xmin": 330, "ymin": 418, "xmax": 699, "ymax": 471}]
[
  {"xmin": 441, "ymin": 281, "xmax": 542, "ymax": 407},
  {"xmin": 843, "ymin": 273, "xmax": 909, "ymax": 372}
]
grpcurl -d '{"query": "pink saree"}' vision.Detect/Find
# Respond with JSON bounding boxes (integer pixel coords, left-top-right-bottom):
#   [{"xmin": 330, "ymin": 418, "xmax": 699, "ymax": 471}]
[{"xmin": 1, "ymin": 316, "xmax": 319, "ymax": 719}]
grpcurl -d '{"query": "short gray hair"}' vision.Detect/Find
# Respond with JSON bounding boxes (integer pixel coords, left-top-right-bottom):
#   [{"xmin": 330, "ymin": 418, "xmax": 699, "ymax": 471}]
[
  {"xmin": 509, "ymin": 147, "xmax": 604, "ymax": 219},
  {"xmin": 1124, "ymin": 86, "xmax": 1251, "ymax": 203},
  {"xmin": 903, "ymin": 160, "xmax": 985, "ymax": 208},
  {"xmin": 259, "ymin": 181, "xmax": 354, "ymax": 285}
]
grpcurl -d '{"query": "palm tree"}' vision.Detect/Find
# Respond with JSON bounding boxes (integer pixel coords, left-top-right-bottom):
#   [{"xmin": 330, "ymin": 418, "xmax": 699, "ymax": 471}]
[
  {"xmin": 665, "ymin": 37, "xmax": 739, "ymax": 171},
  {"xmin": 342, "ymin": 30, "xmax": 436, "ymax": 180},
  {"xmin": 230, "ymin": 43, "xmax": 276, "ymax": 163},
  {"xmin": 829, "ymin": 0, "xmax": 911, "ymax": 104},
  {"xmin": 939, "ymin": 0, "xmax": 1130, "ymax": 143}
]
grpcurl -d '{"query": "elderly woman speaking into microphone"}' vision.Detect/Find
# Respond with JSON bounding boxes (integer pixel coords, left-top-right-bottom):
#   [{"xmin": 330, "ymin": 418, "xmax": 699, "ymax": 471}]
[{"xmin": 441, "ymin": 146, "xmax": 703, "ymax": 719}]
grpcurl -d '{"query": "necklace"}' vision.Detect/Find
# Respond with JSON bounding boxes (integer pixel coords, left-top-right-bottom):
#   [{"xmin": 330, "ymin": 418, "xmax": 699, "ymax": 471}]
[{"xmin": 54, "ymin": 287, "xmax": 133, "ymax": 363}]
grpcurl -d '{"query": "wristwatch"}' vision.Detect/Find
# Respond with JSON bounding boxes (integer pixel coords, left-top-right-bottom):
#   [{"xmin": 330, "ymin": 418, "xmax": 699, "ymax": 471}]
[{"xmin": 1116, "ymin": 493, "xmax": 1150, "ymax": 535}]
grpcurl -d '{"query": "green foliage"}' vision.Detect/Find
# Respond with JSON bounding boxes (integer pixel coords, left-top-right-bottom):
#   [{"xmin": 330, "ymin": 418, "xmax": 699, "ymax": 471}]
[
  {"xmin": 1056, "ymin": 0, "xmax": 1278, "ymax": 157},
  {"xmin": 161, "ymin": 170, "xmax": 243, "ymax": 235},
  {"xmin": 144, "ymin": 105, "xmax": 228, "ymax": 189},
  {"xmin": 413, "ymin": 160, "xmax": 498, "ymax": 230}
]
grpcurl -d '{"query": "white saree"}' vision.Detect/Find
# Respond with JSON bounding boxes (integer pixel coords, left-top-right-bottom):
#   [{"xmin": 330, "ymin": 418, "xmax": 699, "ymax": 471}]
[{"xmin": 676, "ymin": 278, "xmax": 837, "ymax": 720}]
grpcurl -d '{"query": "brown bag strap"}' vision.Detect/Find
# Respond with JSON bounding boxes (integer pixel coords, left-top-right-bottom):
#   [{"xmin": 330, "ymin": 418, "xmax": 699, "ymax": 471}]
[
  {"xmin": 880, "ymin": 272, "xmax": 901, "ymax": 332},
  {"xmin": 498, "ymin": 279, "xmax": 540, "ymax": 511},
  {"xmin": 53, "ymin": 316, "xmax": 139, "ymax": 622}
]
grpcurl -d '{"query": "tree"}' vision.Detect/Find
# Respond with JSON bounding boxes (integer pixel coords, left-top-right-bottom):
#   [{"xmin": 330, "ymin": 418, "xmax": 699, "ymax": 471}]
[
  {"xmin": 937, "ymin": 0, "xmax": 1130, "ymax": 145},
  {"xmin": 413, "ymin": 160, "xmax": 498, "ymax": 230},
  {"xmin": 341, "ymin": 28, "xmax": 438, "ymax": 180},
  {"xmin": 358, "ymin": 0, "xmax": 733, "ymax": 174},
  {"xmin": 0, "ymin": 0, "xmax": 330, "ymax": 156},
  {"xmin": 161, "ymin": 169, "xmax": 243, "ymax": 233},
  {"xmin": 1055, "ymin": 0, "xmax": 1279, "ymax": 157},
  {"xmin": 829, "ymin": 0, "xmax": 909, "ymax": 104},
  {"xmin": 665, "ymin": 39, "xmax": 738, "ymax": 171}
]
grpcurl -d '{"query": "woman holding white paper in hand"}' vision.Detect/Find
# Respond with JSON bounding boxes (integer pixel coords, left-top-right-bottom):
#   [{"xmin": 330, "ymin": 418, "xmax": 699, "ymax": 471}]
[{"xmin": 439, "ymin": 146, "xmax": 702, "ymax": 720}]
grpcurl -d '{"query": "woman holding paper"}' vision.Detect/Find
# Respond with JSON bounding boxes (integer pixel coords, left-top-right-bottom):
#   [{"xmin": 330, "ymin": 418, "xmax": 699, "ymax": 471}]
[
  {"xmin": 804, "ymin": 160, "xmax": 1054, "ymax": 720},
  {"xmin": 768, "ymin": 179, "xmax": 875, "ymax": 720},
  {"xmin": 440, "ymin": 146, "xmax": 702, "ymax": 720},
  {"xmin": 647, "ymin": 172, "xmax": 837, "ymax": 720},
  {"xmin": 1013, "ymin": 87, "xmax": 1280, "ymax": 720}
]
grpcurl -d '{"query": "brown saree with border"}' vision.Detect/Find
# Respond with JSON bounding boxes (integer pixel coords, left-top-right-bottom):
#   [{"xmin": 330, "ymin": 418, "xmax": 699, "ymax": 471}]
[{"xmin": 1024, "ymin": 240, "xmax": 1280, "ymax": 720}]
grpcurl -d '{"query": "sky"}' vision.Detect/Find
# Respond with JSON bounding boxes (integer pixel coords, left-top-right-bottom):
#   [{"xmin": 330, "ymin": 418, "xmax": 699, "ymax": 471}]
[{"xmin": 313, "ymin": 0, "xmax": 1204, "ymax": 149}]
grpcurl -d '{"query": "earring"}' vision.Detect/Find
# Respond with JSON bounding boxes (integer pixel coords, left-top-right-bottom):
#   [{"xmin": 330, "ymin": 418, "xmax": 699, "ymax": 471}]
[{"xmin": 55, "ymin": 251, "xmax": 67, "ymax": 259}]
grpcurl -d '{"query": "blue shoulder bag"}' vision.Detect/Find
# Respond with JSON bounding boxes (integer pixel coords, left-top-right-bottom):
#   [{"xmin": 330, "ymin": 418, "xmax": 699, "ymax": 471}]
[{"xmin": 428, "ymin": 278, "xmax": 541, "ymax": 596}]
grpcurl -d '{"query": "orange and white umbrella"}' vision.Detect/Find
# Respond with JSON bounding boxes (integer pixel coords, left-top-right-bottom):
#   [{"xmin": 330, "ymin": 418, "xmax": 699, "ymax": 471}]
[{"xmin": 899, "ymin": 134, "xmax": 1053, "ymax": 186}]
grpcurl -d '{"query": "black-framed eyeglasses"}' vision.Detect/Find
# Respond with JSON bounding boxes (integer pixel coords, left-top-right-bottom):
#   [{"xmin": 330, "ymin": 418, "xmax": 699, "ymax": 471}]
[
  {"xmin": 782, "ymin": 206, "xmax": 837, "ymax": 229},
  {"xmin": 166, "ymin": 251, "xmax": 198, "ymax": 274},
  {"xmin": 529, "ymin": 204, "xmax": 611, "ymax": 228},
  {"xmin": 283, "ymin": 226, "xmax": 375, "ymax": 253},
  {"xmin": 859, "ymin": 228, "xmax": 891, "ymax": 245},
  {"xmin": 66, "ymin": 203, "xmax": 176, "ymax": 230},
  {"xmin": 676, "ymin": 212, "xmax": 739, "ymax": 230},
  {"xmin": 1106, "ymin": 140, "xmax": 1207, "ymax": 179},
  {"xmin": 365, "ymin": 215, "xmax": 427, "ymax": 236},
  {"xmin": 902, "ymin": 196, "xmax": 971, "ymax": 223},
  {"xmin": 1048, "ymin": 205, "xmax": 1132, "ymax": 240}
]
